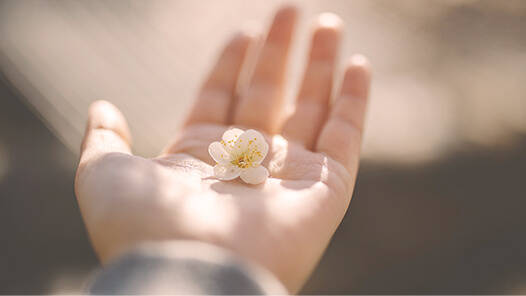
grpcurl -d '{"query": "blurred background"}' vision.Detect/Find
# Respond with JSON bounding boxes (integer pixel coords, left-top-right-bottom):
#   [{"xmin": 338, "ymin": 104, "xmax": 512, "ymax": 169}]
[{"xmin": 0, "ymin": 0, "xmax": 525, "ymax": 294}]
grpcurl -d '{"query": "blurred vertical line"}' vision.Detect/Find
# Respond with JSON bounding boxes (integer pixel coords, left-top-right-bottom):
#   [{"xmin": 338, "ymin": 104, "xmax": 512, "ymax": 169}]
[{"xmin": 0, "ymin": 52, "xmax": 83, "ymax": 155}]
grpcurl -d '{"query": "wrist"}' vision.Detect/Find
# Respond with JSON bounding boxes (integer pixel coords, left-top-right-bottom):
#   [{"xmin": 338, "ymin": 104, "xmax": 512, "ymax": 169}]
[{"xmin": 88, "ymin": 240, "xmax": 289, "ymax": 295}]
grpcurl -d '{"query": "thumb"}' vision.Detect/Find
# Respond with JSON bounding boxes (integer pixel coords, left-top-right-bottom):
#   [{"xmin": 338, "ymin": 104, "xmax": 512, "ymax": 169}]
[{"xmin": 77, "ymin": 100, "xmax": 132, "ymax": 176}]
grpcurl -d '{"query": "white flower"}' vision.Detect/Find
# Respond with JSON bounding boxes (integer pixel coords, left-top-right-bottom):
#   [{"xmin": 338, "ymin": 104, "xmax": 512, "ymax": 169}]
[{"xmin": 208, "ymin": 128, "xmax": 269, "ymax": 184}]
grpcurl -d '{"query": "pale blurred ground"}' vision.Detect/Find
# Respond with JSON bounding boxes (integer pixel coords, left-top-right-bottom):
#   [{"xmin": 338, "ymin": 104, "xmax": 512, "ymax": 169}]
[{"xmin": 0, "ymin": 0, "xmax": 526, "ymax": 294}]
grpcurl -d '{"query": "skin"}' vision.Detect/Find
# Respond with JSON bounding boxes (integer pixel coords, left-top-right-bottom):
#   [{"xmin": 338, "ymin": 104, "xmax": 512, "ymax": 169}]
[{"xmin": 75, "ymin": 6, "xmax": 370, "ymax": 294}]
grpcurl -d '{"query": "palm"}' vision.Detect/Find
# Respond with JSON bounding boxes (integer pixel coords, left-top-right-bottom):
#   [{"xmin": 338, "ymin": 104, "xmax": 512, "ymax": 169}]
[{"xmin": 76, "ymin": 7, "xmax": 370, "ymax": 293}]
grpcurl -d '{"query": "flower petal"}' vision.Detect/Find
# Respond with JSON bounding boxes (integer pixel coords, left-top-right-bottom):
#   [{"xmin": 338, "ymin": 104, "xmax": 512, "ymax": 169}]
[
  {"xmin": 213, "ymin": 165, "xmax": 242, "ymax": 181},
  {"xmin": 240, "ymin": 166, "xmax": 269, "ymax": 184},
  {"xmin": 208, "ymin": 141, "xmax": 231, "ymax": 165},
  {"xmin": 233, "ymin": 129, "xmax": 269, "ymax": 164},
  {"xmin": 221, "ymin": 128, "xmax": 245, "ymax": 154}
]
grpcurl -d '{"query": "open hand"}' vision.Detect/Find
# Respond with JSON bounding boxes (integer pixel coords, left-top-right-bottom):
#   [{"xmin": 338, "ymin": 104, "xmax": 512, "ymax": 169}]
[{"xmin": 75, "ymin": 6, "xmax": 370, "ymax": 293}]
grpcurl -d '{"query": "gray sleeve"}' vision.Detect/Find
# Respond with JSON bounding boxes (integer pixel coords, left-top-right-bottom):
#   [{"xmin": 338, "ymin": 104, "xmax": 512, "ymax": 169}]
[{"xmin": 87, "ymin": 241, "xmax": 287, "ymax": 295}]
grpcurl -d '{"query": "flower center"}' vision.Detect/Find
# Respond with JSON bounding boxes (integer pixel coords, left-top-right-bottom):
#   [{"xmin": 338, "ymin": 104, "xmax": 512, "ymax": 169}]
[{"xmin": 231, "ymin": 153, "xmax": 255, "ymax": 169}]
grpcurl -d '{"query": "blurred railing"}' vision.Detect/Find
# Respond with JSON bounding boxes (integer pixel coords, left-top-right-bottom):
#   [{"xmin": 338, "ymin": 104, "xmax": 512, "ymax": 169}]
[{"xmin": 2, "ymin": 0, "xmax": 524, "ymax": 161}]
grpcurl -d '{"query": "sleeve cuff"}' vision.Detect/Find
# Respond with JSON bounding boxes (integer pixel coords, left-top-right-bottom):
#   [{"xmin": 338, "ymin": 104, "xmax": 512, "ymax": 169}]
[{"xmin": 87, "ymin": 240, "xmax": 288, "ymax": 295}]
